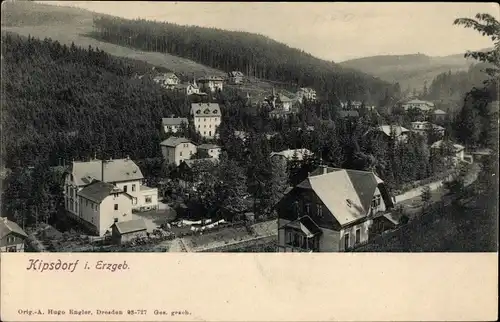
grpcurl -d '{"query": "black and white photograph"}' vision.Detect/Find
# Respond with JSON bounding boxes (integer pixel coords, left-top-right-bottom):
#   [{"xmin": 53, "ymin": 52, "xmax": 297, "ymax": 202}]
[{"xmin": 1, "ymin": 1, "xmax": 498, "ymax": 254}]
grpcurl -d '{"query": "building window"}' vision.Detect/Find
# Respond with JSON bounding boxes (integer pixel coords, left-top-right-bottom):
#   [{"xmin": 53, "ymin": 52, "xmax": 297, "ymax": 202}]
[
  {"xmin": 114, "ymin": 218, "xmax": 118, "ymax": 223},
  {"xmin": 145, "ymin": 196, "xmax": 152, "ymax": 203},
  {"xmin": 132, "ymin": 184, "xmax": 136, "ymax": 192},
  {"xmin": 305, "ymin": 203, "xmax": 310, "ymax": 215},
  {"xmin": 285, "ymin": 231, "xmax": 293, "ymax": 245},
  {"xmin": 355, "ymin": 229, "xmax": 361, "ymax": 244},
  {"xmin": 180, "ymin": 151, "xmax": 183, "ymax": 156},
  {"xmin": 372, "ymin": 195, "xmax": 381, "ymax": 208},
  {"xmin": 123, "ymin": 185, "xmax": 128, "ymax": 193},
  {"xmin": 114, "ymin": 204, "xmax": 118, "ymax": 210},
  {"xmin": 317, "ymin": 204, "xmax": 323, "ymax": 218},
  {"xmin": 344, "ymin": 233, "xmax": 350, "ymax": 250}
]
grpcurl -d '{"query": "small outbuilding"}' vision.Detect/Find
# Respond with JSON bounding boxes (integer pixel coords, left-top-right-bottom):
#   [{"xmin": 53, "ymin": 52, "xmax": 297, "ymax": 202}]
[{"xmin": 111, "ymin": 219, "xmax": 148, "ymax": 245}]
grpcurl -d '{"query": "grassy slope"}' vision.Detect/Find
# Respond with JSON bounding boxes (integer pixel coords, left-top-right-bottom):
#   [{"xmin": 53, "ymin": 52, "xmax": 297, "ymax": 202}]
[
  {"xmin": 1, "ymin": 1, "xmax": 225, "ymax": 77},
  {"xmin": 339, "ymin": 53, "xmax": 477, "ymax": 92}
]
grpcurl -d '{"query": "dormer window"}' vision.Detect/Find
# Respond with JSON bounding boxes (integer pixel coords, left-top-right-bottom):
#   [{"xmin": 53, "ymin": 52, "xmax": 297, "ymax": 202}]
[
  {"xmin": 346, "ymin": 199, "xmax": 352, "ymax": 208},
  {"xmin": 196, "ymin": 110, "xmax": 201, "ymax": 114},
  {"xmin": 204, "ymin": 109, "xmax": 210, "ymax": 114},
  {"xmin": 213, "ymin": 110, "xmax": 218, "ymax": 114}
]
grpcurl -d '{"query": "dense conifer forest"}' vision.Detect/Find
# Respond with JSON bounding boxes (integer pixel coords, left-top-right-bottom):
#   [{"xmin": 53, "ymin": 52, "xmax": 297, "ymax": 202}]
[
  {"xmin": 1, "ymin": 32, "xmax": 184, "ymax": 168},
  {"xmin": 89, "ymin": 16, "xmax": 399, "ymax": 104}
]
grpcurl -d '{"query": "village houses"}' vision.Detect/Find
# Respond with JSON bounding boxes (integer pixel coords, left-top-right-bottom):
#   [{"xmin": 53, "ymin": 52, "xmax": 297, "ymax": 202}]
[
  {"xmin": 162, "ymin": 117, "xmax": 188, "ymax": 134},
  {"xmin": 190, "ymin": 103, "xmax": 222, "ymax": 138},
  {"xmin": 228, "ymin": 71, "xmax": 244, "ymax": 84},
  {"xmin": 153, "ymin": 72, "xmax": 180, "ymax": 89},
  {"xmin": 172, "ymin": 78, "xmax": 204, "ymax": 96},
  {"xmin": 0, "ymin": 217, "xmax": 28, "ymax": 252},
  {"xmin": 276, "ymin": 166, "xmax": 396, "ymax": 252},
  {"xmin": 160, "ymin": 136, "xmax": 198, "ymax": 166},
  {"xmin": 198, "ymin": 75, "xmax": 224, "ymax": 92},
  {"xmin": 340, "ymin": 100, "xmax": 363, "ymax": 110}
]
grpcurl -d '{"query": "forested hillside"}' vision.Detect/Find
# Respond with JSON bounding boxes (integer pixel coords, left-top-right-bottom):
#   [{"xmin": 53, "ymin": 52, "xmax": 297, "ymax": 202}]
[
  {"xmin": 339, "ymin": 52, "xmax": 478, "ymax": 93},
  {"xmin": 1, "ymin": 32, "xmax": 184, "ymax": 168},
  {"xmin": 89, "ymin": 16, "xmax": 398, "ymax": 104},
  {"xmin": 421, "ymin": 63, "xmax": 490, "ymax": 112}
]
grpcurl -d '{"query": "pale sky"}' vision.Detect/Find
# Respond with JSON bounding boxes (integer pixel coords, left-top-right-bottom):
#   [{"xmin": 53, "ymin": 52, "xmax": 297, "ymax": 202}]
[{"xmin": 44, "ymin": 1, "xmax": 499, "ymax": 62}]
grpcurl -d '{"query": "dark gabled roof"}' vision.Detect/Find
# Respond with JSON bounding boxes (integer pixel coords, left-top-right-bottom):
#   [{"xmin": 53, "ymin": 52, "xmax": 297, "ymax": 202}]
[
  {"xmin": 294, "ymin": 167, "xmax": 385, "ymax": 226},
  {"xmin": 162, "ymin": 117, "xmax": 188, "ymax": 126},
  {"xmin": 112, "ymin": 219, "xmax": 147, "ymax": 235},
  {"xmin": 77, "ymin": 181, "xmax": 124, "ymax": 203},
  {"xmin": 160, "ymin": 136, "xmax": 193, "ymax": 147},
  {"xmin": 70, "ymin": 158, "xmax": 144, "ymax": 186},
  {"xmin": 279, "ymin": 216, "xmax": 322, "ymax": 237},
  {"xmin": 190, "ymin": 103, "xmax": 221, "ymax": 116},
  {"xmin": 0, "ymin": 217, "xmax": 28, "ymax": 239}
]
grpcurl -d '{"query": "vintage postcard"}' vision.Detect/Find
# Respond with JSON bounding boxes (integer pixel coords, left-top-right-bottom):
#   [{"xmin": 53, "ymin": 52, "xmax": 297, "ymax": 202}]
[{"xmin": 0, "ymin": 1, "xmax": 498, "ymax": 321}]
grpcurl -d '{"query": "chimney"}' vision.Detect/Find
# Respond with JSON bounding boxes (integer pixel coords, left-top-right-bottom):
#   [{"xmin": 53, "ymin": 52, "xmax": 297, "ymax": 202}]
[{"xmin": 101, "ymin": 160, "xmax": 105, "ymax": 182}]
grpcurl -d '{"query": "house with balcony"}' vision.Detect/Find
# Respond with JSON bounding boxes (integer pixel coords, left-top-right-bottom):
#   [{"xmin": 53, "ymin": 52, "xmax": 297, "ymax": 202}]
[
  {"xmin": 162, "ymin": 117, "xmax": 188, "ymax": 134},
  {"xmin": 276, "ymin": 166, "xmax": 395, "ymax": 252},
  {"xmin": 198, "ymin": 76, "xmax": 224, "ymax": 93},
  {"xmin": 63, "ymin": 157, "xmax": 159, "ymax": 226},
  {"xmin": 0, "ymin": 217, "xmax": 28, "ymax": 252},
  {"xmin": 160, "ymin": 136, "xmax": 198, "ymax": 166},
  {"xmin": 190, "ymin": 103, "xmax": 222, "ymax": 138}
]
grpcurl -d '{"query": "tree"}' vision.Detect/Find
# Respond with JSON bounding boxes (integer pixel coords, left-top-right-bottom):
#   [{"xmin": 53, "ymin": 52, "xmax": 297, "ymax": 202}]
[
  {"xmin": 454, "ymin": 13, "xmax": 500, "ymax": 79},
  {"xmin": 420, "ymin": 185, "xmax": 432, "ymax": 210},
  {"xmin": 214, "ymin": 154, "xmax": 248, "ymax": 216}
]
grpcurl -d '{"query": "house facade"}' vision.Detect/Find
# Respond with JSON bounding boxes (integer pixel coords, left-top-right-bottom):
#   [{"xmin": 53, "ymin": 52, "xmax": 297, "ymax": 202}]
[
  {"xmin": 160, "ymin": 136, "xmax": 198, "ymax": 166},
  {"xmin": 162, "ymin": 117, "xmax": 188, "ymax": 134},
  {"xmin": 228, "ymin": 71, "xmax": 244, "ymax": 84},
  {"xmin": 0, "ymin": 217, "xmax": 28, "ymax": 252},
  {"xmin": 190, "ymin": 103, "xmax": 222, "ymax": 138},
  {"xmin": 411, "ymin": 121, "xmax": 445, "ymax": 137},
  {"xmin": 77, "ymin": 181, "xmax": 134, "ymax": 236},
  {"xmin": 276, "ymin": 167, "xmax": 395, "ymax": 252},
  {"xmin": 63, "ymin": 158, "xmax": 158, "ymax": 218},
  {"xmin": 431, "ymin": 109, "xmax": 447, "ymax": 123},
  {"xmin": 197, "ymin": 144, "xmax": 222, "ymax": 160},
  {"xmin": 198, "ymin": 76, "xmax": 224, "ymax": 93}
]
